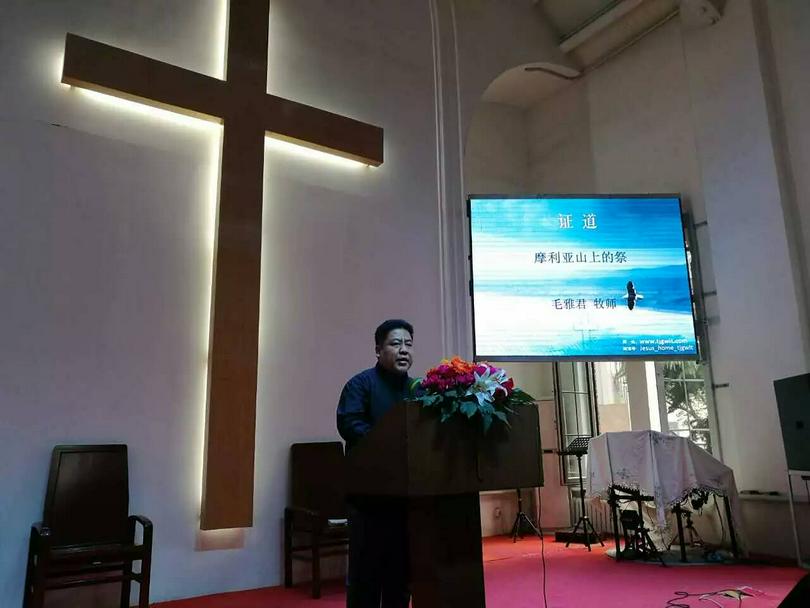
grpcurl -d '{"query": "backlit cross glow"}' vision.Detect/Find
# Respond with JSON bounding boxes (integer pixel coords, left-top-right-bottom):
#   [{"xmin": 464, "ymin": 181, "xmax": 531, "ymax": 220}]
[{"xmin": 60, "ymin": 0, "xmax": 383, "ymax": 530}]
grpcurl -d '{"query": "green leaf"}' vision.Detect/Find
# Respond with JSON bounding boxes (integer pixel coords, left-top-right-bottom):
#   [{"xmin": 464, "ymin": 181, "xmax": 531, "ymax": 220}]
[
  {"xmin": 422, "ymin": 394, "xmax": 441, "ymax": 407},
  {"xmin": 506, "ymin": 389, "xmax": 534, "ymax": 406},
  {"xmin": 492, "ymin": 410, "xmax": 508, "ymax": 423},
  {"xmin": 482, "ymin": 414, "xmax": 493, "ymax": 434},
  {"xmin": 459, "ymin": 401, "xmax": 478, "ymax": 418}
]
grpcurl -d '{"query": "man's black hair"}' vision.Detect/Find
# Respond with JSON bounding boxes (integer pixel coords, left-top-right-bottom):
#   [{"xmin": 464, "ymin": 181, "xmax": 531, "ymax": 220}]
[{"xmin": 374, "ymin": 319, "xmax": 414, "ymax": 346}]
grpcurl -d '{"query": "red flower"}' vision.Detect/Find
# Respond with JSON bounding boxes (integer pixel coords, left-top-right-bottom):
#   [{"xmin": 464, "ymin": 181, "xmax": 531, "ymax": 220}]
[
  {"xmin": 495, "ymin": 377, "xmax": 514, "ymax": 399},
  {"xmin": 422, "ymin": 357, "xmax": 515, "ymax": 395}
]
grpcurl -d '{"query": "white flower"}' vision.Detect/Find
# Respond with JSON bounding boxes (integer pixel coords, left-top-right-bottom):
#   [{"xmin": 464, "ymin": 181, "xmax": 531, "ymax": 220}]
[{"xmin": 465, "ymin": 367, "xmax": 508, "ymax": 406}]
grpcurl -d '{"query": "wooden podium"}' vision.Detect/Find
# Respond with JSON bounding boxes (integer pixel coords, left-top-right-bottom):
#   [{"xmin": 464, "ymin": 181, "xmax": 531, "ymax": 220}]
[{"xmin": 346, "ymin": 402, "xmax": 543, "ymax": 608}]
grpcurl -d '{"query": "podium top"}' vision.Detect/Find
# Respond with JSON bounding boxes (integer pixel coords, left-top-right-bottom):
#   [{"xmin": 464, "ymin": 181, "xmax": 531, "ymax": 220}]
[{"xmin": 345, "ymin": 401, "xmax": 543, "ymax": 497}]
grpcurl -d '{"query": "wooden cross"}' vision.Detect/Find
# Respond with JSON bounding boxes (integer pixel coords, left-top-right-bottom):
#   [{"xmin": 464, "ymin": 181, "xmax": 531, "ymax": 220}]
[{"xmin": 62, "ymin": 0, "xmax": 383, "ymax": 530}]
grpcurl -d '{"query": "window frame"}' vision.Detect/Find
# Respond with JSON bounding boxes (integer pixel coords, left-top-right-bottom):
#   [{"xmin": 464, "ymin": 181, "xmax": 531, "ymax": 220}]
[
  {"xmin": 553, "ymin": 361, "xmax": 599, "ymax": 485},
  {"xmin": 654, "ymin": 360, "xmax": 721, "ymax": 456}
]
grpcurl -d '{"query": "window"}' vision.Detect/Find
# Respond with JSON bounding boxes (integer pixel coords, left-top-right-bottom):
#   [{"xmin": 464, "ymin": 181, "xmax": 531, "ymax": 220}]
[
  {"xmin": 555, "ymin": 360, "xmax": 717, "ymax": 483},
  {"xmin": 593, "ymin": 361, "xmax": 630, "ymax": 434},
  {"xmin": 655, "ymin": 361, "xmax": 713, "ymax": 453},
  {"xmin": 554, "ymin": 362, "xmax": 597, "ymax": 484}
]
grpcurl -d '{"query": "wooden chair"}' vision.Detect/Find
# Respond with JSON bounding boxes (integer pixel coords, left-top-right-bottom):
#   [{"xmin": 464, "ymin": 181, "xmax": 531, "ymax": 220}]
[
  {"xmin": 284, "ymin": 441, "xmax": 349, "ymax": 598},
  {"xmin": 23, "ymin": 445, "xmax": 153, "ymax": 608}
]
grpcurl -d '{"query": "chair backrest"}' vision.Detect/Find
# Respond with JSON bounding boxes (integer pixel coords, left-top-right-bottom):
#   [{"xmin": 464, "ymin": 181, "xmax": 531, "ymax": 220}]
[
  {"xmin": 43, "ymin": 445, "xmax": 130, "ymax": 547},
  {"xmin": 290, "ymin": 442, "xmax": 346, "ymax": 519}
]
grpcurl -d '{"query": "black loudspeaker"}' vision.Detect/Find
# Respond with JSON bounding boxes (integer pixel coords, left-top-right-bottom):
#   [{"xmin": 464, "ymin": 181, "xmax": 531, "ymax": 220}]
[
  {"xmin": 774, "ymin": 373, "xmax": 810, "ymax": 471},
  {"xmin": 778, "ymin": 573, "xmax": 810, "ymax": 607}
]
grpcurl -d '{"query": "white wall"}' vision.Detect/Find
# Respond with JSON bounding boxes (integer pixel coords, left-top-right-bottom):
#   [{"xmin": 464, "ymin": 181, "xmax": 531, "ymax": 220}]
[
  {"xmin": 453, "ymin": 1, "xmax": 572, "ymax": 143},
  {"xmin": 502, "ymin": 366, "xmax": 569, "ymax": 530},
  {"xmin": 767, "ymin": 0, "xmax": 810, "ymax": 357},
  {"xmin": 439, "ymin": 0, "xmax": 576, "ymax": 358},
  {"xmin": 0, "ymin": 0, "xmax": 567, "ymax": 604},
  {"xmin": 518, "ymin": 2, "xmax": 810, "ymax": 557},
  {"xmin": 465, "ymin": 102, "xmax": 530, "ymax": 195},
  {"xmin": 529, "ymin": 79, "xmax": 596, "ymax": 194},
  {"xmin": 463, "ymin": 102, "xmax": 531, "ymax": 536},
  {"xmin": 751, "ymin": 0, "xmax": 810, "ymax": 562},
  {"xmin": 462, "ymin": 102, "xmax": 570, "ymax": 532},
  {"xmin": 681, "ymin": 0, "xmax": 809, "ymax": 490},
  {"xmin": 464, "ymin": 101, "xmax": 569, "ymax": 536}
]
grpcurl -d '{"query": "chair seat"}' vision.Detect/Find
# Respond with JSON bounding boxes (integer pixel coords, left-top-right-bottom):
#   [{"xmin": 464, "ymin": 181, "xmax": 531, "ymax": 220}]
[
  {"xmin": 50, "ymin": 542, "xmax": 146, "ymax": 563},
  {"xmin": 285, "ymin": 441, "xmax": 349, "ymax": 599},
  {"xmin": 289, "ymin": 514, "xmax": 349, "ymax": 535},
  {"xmin": 289, "ymin": 523, "xmax": 348, "ymax": 542},
  {"xmin": 322, "ymin": 521, "xmax": 349, "ymax": 535},
  {"xmin": 327, "ymin": 518, "xmax": 348, "ymax": 527},
  {"xmin": 25, "ymin": 445, "xmax": 153, "ymax": 608},
  {"xmin": 44, "ymin": 569, "xmax": 139, "ymax": 591},
  {"xmin": 293, "ymin": 524, "xmax": 348, "ymax": 538}
]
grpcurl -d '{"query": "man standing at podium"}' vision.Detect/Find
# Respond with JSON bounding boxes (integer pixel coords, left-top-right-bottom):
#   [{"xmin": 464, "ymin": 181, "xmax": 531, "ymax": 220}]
[{"xmin": 337, "ymin": 319, "xmax": 415, "ymax": 608}]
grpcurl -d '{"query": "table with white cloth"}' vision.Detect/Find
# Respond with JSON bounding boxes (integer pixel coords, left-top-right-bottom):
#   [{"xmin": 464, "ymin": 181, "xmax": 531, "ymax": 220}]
[{"xmin": 587, "ymin": 430, "xmax": 744, "ymax": 560}]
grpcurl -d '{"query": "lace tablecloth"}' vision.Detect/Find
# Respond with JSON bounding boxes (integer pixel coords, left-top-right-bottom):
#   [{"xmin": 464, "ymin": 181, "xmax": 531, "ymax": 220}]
[{"xmin": 587, "ymin": 430, "xmax": 745, "ymax": 548}]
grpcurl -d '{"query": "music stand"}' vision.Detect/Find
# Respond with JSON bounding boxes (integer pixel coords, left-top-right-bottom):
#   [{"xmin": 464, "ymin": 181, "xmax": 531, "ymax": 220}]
[
  {"xmin": 509, "ymin": 488, "xmax": 542, "ymax": 542},
  {"xmin": 559, "ymin": 436, "xmax": 603, "ymax": 551}
]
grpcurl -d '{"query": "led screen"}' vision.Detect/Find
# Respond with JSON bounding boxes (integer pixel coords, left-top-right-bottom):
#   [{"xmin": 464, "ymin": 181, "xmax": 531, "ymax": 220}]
[{"xmin": 469, "ymin": 195, "xmax": 698, "ymax": 360}]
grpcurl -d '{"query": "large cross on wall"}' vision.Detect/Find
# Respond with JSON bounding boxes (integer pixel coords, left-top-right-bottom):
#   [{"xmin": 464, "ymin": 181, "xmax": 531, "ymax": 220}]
[{"xmin": 62, "ymin": 0, "xmax": 384, "ymax": 530}]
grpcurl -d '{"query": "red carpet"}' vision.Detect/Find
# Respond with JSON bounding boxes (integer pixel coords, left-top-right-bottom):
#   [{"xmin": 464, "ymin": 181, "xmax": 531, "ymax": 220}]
[{"xmin": 154, "ymin": 536, "xmax": 805, "ymax": 607}]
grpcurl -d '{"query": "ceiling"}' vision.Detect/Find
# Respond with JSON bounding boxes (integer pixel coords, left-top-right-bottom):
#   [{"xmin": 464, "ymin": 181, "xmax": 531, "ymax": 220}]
[{"xmin": 482, "ymin": 0, "xmax": 683, "ymax": 109}]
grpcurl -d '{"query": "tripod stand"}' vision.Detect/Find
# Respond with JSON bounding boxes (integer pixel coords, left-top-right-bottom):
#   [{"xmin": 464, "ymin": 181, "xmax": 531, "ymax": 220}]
[
  {"xmin": 510, "ymin": 488, "xmax": 542, "ymax": 542},
  {"xmin": 560, "ymin": 436, "xmax": 603, "ymax": 551},
  {"xmin": 667, "ymin": 502, "xmax": 706, "ymax": 562},
  {"xmin": 668, "ymin": 505, "xmax": 703, "ymax": 549}
]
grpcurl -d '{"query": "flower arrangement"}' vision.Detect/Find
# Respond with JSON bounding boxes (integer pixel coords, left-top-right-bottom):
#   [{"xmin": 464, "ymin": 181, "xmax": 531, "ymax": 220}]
[{"xmin": 410, "ymin": 357, "xmax": 535, "ymax": 433}]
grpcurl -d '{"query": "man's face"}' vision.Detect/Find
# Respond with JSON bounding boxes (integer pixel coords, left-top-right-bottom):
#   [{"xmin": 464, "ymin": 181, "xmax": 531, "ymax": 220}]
[{"xmin": 376, "ymin": 328, "xmax": 413, "ymax": 375}]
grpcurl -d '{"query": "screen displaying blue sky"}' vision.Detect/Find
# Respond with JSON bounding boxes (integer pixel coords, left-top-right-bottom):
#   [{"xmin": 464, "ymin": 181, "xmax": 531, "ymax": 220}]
[{"xmin": 469, "ymin": 196, "xmax": 698, "ymax": 359}]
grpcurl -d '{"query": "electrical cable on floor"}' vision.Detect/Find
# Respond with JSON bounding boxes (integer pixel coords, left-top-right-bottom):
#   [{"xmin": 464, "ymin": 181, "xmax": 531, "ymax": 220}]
[
  {"xmin": 665, "ymin": 589, "xmax": 744, "ymax": 608},
  {"xmin": 538, "ymin": 519, "xmax": 548, "ymax": 608},
  {"xmin": 536, "ymin": 492, "xmax": 549, "ymax": 608}
]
